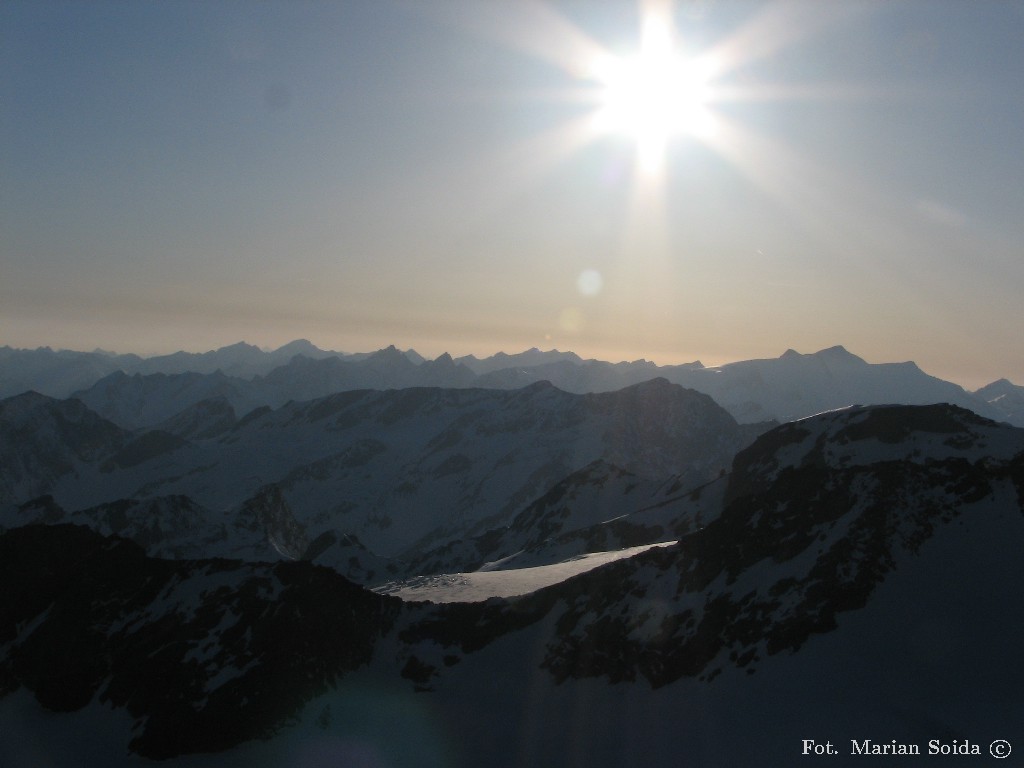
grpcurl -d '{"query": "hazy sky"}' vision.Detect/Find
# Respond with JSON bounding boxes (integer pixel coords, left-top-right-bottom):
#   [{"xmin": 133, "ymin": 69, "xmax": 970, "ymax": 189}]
[{"xmin": 3, "ymin": 0, "xmax": 1023, "ymax": 388}]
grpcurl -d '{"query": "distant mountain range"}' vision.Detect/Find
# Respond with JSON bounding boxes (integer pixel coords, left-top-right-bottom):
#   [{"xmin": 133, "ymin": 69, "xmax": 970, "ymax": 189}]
[
  {"xmin": 2, "ymin": 340, "xmax": 1021, "ymax": 426},
  {"xmin": 3, "ymin": 400, "xmax": 1023, "ymax": 766}
]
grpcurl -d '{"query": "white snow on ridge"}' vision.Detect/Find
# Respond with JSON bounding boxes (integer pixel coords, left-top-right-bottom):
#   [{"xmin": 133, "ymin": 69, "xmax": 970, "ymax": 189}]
[{"xmin": 373, "ymin": 541, "xmax": 676, "ymax": 603}]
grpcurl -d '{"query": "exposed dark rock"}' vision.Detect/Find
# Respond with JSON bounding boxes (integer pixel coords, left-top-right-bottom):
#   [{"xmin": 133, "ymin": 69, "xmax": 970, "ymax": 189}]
[{"xmin": 0, "ymin": 524, "xmax": 401, "ymax": 758}]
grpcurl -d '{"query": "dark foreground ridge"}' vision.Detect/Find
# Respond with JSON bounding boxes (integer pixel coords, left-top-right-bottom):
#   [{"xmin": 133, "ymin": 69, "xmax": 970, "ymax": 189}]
[{"xmin": 0, "ymin": 524, "xmax": 400, "ymax": 758}]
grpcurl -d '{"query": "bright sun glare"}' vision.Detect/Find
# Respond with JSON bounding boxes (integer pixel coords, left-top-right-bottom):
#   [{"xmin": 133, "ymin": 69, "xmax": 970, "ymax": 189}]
[{"xmin": 590, "ymin": 13, "xmax": 718, "ymax": 173}]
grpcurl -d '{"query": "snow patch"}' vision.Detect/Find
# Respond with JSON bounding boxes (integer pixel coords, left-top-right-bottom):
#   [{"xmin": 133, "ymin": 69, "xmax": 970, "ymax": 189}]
[{"xmin": 374, "ymin": 542, "xmax": 676, "ymax": 603}]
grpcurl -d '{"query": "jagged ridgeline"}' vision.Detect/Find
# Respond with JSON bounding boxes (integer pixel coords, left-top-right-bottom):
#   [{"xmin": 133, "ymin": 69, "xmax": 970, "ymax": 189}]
[
  {"xmin": 0, "ymin": 379, "xmax": 751, "ymax": 564},
  {"xmin": 2, "ymin": 342, "xmax": 1021, "ymax": 427},
  {"xmin": 2, "ymin": 346, "xmax": 1024, "ymax": 766}
]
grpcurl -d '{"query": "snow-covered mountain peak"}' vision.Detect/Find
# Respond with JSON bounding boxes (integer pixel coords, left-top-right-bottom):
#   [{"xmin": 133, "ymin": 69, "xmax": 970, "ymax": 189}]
[
  {"xmin": 973, "ymin": 378, "xmax": 1024, "ymax": 426},
  {"xmin": 800, "ymin": 402, "xmax": 1017, "ymax": 455},
  {"xmin": 726, "ymin": 403, "xmax": 1024, "ymax": 505},
  {"xmin": 976, "ymin": 378, "xmax": 1019, "ymax": 399},
  {"xmin": 984, "ymin": 376, "xmax": 1015, "ymax": 389},
  {"xmin": 1, "ymin": 379, "xmax": 756, "ymax": 559}
]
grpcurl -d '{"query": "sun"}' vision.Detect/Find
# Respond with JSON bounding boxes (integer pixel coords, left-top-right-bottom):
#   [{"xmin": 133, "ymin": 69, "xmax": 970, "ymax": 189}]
[{"xmin": 590, "ymin": 14, "xmax": 718, "ymax": 173}]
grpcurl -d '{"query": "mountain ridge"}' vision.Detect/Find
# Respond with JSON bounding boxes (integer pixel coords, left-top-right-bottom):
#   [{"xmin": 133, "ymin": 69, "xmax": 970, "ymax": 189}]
[
  {"xmin": 0, "ymin": 379, "xmax": 753, "ymax": 560},
  {"xmin": 3, "ymin": 401, "xmax": 1023, "ymax": 765},
  {"xmin": 4, "ymin": 340, "xmax": 1015, "ymax": 427}
]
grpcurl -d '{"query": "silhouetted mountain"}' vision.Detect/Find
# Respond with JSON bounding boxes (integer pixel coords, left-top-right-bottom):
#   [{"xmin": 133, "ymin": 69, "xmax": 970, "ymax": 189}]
[
  {"xmin": 0, "ymin": 346, "xmax": 139, "ymax": 399},
  {"xmin": 975, "ymin": 378, "xmax": 1024, "ymax": 427},
  {"xmin": 627, "ymin": 345, "xmax": 988, "ymax": 422},
  {"xmin": 454, "ymin": 347, "xmax": 584, "ymax": 374},
  {"xmin": 3, "ymin": 342, "xmax": 1013, "ymax": 427}
]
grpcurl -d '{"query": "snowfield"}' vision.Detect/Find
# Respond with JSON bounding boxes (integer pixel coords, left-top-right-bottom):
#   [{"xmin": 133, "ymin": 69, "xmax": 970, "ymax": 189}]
[
  {"xmin": 373, "ymin": 541, "xmax": 677, "ymax": 602},
  {"xmin": 4, "ymin": 388, "xmax": 1024, "ymax": 768}
]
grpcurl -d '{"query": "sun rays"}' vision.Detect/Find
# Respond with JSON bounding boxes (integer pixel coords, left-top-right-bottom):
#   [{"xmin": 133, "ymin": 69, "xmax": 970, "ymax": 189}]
[
  {"xmin": 588, "ymin": 8, "xmax": 720, "ymax": 175},
  {"xmin": 429, "ymin": 0, "xmax": 899, "ymax": 354}
]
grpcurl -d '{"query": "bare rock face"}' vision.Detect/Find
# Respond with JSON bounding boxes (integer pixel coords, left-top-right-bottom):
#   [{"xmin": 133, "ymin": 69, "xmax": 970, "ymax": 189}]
[{"xmin": 233, "ymin": 484, "xmax": 309, "ymax": 560}]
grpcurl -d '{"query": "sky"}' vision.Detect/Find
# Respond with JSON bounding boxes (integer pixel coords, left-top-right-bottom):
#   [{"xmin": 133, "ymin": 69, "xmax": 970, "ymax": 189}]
[{"xmin": 2, "ymin": 0, "xmax": 1023, "ymax": 389}]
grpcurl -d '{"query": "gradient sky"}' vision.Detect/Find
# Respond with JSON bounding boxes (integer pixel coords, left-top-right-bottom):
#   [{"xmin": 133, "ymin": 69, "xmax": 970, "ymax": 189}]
[{"xmin": 2, "ymin": 0, "xmax": 1023, "ymax": 388}]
